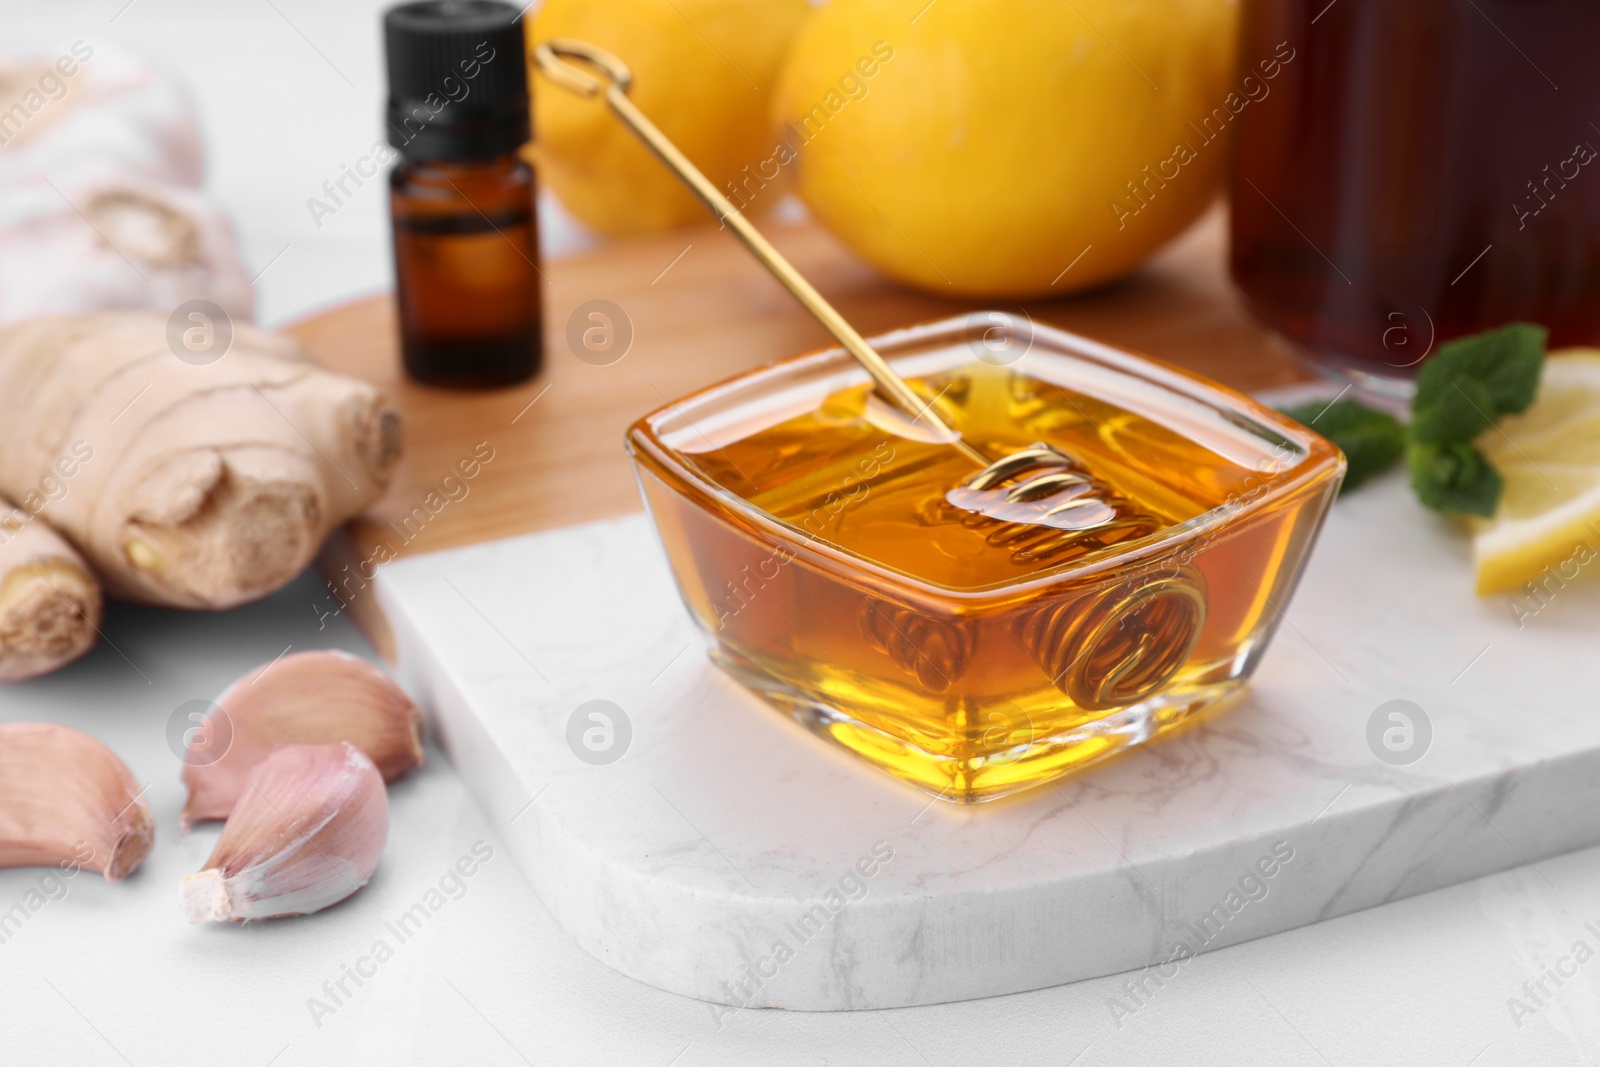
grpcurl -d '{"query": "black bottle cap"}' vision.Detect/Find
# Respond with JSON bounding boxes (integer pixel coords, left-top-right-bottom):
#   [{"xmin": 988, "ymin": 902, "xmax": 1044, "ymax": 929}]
[{"xmin": 384, "ymin": 0, "xmax": 530, "ymax": 161}]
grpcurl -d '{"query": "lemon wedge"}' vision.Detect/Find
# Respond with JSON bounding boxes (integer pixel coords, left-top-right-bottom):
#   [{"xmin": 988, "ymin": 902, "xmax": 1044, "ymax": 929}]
[{"xmin": 1474, "ymin": 349, "xmax": 1600, "ymax": 595}]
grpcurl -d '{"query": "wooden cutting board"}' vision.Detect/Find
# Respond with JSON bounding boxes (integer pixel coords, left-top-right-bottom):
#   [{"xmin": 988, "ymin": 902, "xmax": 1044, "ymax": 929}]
[{"xmin": 287, "ymin": 206, "xmax": 1308, "ymax": 655}]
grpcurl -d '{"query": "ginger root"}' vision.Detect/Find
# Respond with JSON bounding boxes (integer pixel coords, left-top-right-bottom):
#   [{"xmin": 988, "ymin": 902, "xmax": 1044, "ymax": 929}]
[
  {"xmin": 0, "ymin": 497, "xmax": 102, "ymax": 681},
  {"xmin": 0, "ymin": 312, "xmax": 401, "ymax": 610}
]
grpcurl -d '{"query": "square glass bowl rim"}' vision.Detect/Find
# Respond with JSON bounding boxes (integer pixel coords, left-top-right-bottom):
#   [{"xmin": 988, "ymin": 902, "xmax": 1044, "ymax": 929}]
[{"xmin": 626, "ymin": 313, "xmax": 1344, "ymax": 602}]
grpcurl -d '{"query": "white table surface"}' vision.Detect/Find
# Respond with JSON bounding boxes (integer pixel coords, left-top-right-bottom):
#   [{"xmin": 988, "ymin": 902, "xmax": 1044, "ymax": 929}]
[{"xmin": 3, "ymin": 2, "xmax": 1599, "ymax": 1064}]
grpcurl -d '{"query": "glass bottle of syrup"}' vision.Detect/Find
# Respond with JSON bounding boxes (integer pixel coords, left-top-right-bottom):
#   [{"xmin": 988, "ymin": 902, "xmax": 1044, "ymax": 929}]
[
  {"xmin": 1230, "ymin": 0, "xmax": 1600, "ymax": 395},
  {"xmin": 383, "ymin": 0, "xmax": 543, "ymax": 388}
]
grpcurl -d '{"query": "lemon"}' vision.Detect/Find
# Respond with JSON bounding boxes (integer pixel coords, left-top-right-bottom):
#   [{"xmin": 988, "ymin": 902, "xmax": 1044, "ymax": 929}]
[
  {"xmin": 1474, "ymin": 350, "xmax": 1600, "ymax": 595},
  {"xmin": 772, "ymin": 0, "xmax": 1238, "ymax": 298},
  {"xmin": 531, "ymin": 0, "xmax": 810, "ymax": 235}
]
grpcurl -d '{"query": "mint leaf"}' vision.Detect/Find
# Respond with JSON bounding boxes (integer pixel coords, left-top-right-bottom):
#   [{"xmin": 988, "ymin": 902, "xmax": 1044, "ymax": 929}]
[
  {"xmin": 1280, "ymin": 323, "xmax": 1544, "ymax": 516},
  {"xmin": 1414, "ymin": 322, "xmax": 1545, "ymax": 419},
  {"xmin": 1405, "ymin": 321, "xmax": 1543, "ymax": 515},
  {"xmin": 1408, "ymin": 440, "xmax": 1503, "ymax": 516},
  {"xmin": 1409, "ymin": 376, "xmax": 1496, "ymax": 444},
  {"xmin": 1281, "ymin": 398, "xmax": 1405, "ymax": 492}
]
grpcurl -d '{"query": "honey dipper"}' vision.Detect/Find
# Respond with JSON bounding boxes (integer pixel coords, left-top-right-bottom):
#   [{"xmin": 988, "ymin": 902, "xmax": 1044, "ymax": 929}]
[{"xmin": 533, "ymin": 40, "xmax": 1164, "ymax": 554}]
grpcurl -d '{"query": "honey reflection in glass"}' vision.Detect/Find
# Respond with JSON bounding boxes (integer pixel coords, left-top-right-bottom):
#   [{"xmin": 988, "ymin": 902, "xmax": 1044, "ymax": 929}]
[{"xmin": 628, "ymin": 318, "xmax": 1343, "ymax": 802}]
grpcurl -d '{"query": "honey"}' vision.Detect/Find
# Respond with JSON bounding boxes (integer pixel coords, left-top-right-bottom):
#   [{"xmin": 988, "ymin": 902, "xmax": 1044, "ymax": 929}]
[{"xmin": 629, "ymin": 317, "xmax": 1343, "ymax": 802}]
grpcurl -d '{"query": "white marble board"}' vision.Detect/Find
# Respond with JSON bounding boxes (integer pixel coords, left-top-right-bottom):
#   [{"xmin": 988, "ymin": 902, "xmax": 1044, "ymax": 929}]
[{"xmin": 370, "ymin": 468, "xmax": 1599, "ymax": 1012}]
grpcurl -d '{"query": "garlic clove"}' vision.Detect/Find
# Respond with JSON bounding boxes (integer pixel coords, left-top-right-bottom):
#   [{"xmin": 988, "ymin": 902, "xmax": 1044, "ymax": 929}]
[
  {"xmin": 180, "ymin": 649, "xmax": 422, "ymax": 828},
  {"xmin": 180, "ymin": 742, "xmax": 387, "ymax": 924},
  {"xmin": 0, "ymin": 722, "xmax": 153, "ymax": 882}
]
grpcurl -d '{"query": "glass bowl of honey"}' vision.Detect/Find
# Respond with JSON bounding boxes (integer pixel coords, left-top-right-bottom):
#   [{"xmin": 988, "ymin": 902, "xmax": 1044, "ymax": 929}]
[{"xmin": 627, "ymin": 313, "xmax": 1344, "ymax": 803}]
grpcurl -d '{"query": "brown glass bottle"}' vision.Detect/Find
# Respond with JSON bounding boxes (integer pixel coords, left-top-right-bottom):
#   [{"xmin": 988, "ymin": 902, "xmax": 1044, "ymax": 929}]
[
  {"xmin": 384, "ymin": 0, "xmax": 543, "ymax": 388},
  {"xmin": 390, "ymin": 153, "xmax": 542, "ymax": 387}
]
